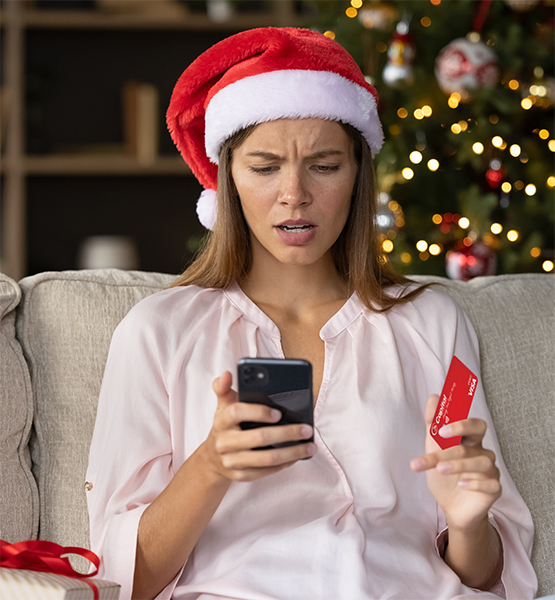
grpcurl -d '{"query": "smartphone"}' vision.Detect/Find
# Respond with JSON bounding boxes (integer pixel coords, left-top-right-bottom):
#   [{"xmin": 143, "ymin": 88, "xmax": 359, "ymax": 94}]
[{"xmin": 237, "ymin": 357, "xmax": 314, "ymax": 450}]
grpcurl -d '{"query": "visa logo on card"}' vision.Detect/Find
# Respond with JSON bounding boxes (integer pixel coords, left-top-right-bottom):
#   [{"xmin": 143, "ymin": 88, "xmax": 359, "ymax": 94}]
[{"xmin": 430, "ymin": 356, "xmax": 478, "ymax": 450}]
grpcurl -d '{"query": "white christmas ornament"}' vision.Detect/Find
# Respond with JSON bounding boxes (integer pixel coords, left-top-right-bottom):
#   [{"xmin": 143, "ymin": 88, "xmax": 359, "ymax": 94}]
[{"xmin": 435, "ymin": 37, "xmax": 499, "ymax": 97}]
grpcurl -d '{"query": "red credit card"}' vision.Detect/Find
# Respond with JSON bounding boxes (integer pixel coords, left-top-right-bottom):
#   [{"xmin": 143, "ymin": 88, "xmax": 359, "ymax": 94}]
[{"xmin": 430, "ymin": 356, "xmax": 478, "ymax": 449}]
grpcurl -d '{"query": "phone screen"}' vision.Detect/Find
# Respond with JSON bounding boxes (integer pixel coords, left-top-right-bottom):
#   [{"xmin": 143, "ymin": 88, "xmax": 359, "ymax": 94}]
[{"xmin": 238, "ymin": 357, "xmax": 314, "ymax": 447}]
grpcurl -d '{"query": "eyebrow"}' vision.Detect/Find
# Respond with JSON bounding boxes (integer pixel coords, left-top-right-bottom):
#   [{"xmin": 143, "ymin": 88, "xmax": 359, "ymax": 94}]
[{"xmin": 245, "ymin": 149, "xmax": 345, "ymax": 160}]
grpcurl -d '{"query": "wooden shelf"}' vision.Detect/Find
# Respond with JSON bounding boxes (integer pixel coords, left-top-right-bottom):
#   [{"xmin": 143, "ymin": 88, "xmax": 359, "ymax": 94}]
[
  {"xmin": 1, "ymin": 7, "xmax": 298, "ymax": 30},
  {"xmin": 19, "ymin": 153, "xmax": 192, "ymax": 176}
]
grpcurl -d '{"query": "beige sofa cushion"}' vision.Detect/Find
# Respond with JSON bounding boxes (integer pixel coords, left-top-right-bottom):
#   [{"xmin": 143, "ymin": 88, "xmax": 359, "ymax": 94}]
[
  {"xmin": 16, "ymin": 269, "xmax": 174, "ymax": 567},
  {"xmin": 413, "ymin": 273, "xmax": 555, "ymax": 596},
  {"xmin": 0, "ymin": 274, "xmax": 38, "ymax": 542}
]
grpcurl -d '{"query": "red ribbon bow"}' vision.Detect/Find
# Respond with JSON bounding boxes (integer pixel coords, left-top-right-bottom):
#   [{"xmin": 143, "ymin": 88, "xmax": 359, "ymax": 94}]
[{"xmin": 0, "ymin": 539, "xmax": 100, "ymax": 599}]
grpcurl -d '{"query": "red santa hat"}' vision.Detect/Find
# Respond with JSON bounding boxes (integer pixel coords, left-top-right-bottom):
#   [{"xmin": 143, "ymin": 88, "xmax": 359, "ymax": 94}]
[{"xmin": 167, "ymin": 27, "xmax": 383, "ymax": 230}]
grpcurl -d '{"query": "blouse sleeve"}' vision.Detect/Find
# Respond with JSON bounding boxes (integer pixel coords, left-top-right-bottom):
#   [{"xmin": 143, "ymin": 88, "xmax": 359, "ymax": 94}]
[
  {"xmin": 86, "ymin": 296, "xmax": 183, "ymax": 600},
  {"xmin": 430, "ymin": 292, "xmax": 538, "ymax": 598}
]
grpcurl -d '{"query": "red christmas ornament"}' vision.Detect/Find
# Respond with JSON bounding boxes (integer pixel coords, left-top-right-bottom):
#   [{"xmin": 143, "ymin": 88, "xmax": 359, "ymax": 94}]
[
  {"xmin": 435, "ymin": 37, "xmax": 499, "ymax": 97},
  {"xmin": 446, "ymin": 241, "xmax": 496, "ymax": 280},
  {"xmin": 485, "ymin": 168, "xmax": 506, "ymax": 189}
]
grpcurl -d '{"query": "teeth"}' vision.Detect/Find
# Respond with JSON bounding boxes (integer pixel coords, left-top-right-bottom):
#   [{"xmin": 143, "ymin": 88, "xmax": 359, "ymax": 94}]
[{"xmin": 280, "ymin": 225, "xmax": 312, "ymax": 232}]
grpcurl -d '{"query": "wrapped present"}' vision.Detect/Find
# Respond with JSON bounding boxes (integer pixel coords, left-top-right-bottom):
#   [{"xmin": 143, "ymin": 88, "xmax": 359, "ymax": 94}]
[{"xmin": 0, "ymin": 540, "xmax": 120, "ymax": 600}]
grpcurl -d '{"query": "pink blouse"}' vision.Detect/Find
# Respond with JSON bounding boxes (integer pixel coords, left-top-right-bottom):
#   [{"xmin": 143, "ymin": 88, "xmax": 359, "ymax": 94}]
[{"xmin": 86, "ymin": 284, "xmax": 537, "ymax": 600}]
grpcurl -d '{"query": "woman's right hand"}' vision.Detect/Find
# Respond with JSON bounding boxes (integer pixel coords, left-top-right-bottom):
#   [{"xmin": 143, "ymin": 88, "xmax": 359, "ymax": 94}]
[{"xmin": 202, "ymin": 371, "xmax": 316, "ymax": 482}]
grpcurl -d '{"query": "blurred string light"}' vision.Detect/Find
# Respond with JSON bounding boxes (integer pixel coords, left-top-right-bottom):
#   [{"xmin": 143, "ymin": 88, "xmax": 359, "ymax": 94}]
[
  {"xmin": 543, "ymin": 261, "xmax": 554, "ymax": 272},
  {"xmin": 489, "ymin": 114, "xmax": 499, "ymax": 124},
  {"xmin": 430, "ymin": 0, "xmax": 441, "ymax": 5},
  {"xmin": 525, "ymin": 184, "xmax": 536, "ymax": 196},
  {"xmin": 458, "ymin": 217, "xmax": 470, "ymax": 229},
  {"xmin": 397, "ymin": 108, "xmax": 408, "ymax": 118},
  {"xmin": 448, "ymin": 93, "xmax": 460, "ymax": 108},
  {"xmin": 530, "ymin": 247, "xmax": 541, "ymax": 258},
  {"xmin": 323, "ymin": 31, "xmax": 336, "ymax": 39},
  {"xmin": 472, "ymin": 142, "xmax": 484, "ymax": 154},
  {"xmin": 538, "ymin": 129, "xmax": 549, "ymax": 140},
  {"xmin": 508, "ymin": 79, "xmax": 519, "ymax": 90},
  {"xmin": 548, "ymin": 140, "xmax": 555, "ymax": 152},
  {"xmin": 428, "ymin": 159, "xmax": 439, "ymax": 171},
  {"xmin": 346, "ymin": 6, "xmax": 358, "ymax": 18},
  {"xmin": 416, "ymin": 240, "xmax": 428, "ymax": 252},
  {"xmin": 521, "ymin": 98, "xmax": 533, "ymax": 110},
  {"xmin": 429, "ymin": 244, "xmax": 442, "ymax": 255},
  {"xmin": 402, "ymin": 167, "xmax": 414, "ymax": 179},
  {"xmin": 547, "ymin": 176, "xmax": 555, "ymax": 188},
  {"xmin": 501, "ymin": 182, "xmax": 512, "ymax": 193},
  {"xmin": 509, "ymin": 144, "xmax": 521, "ymax": 157},
  {"xmin": 491, "ymin": 223, "xmax": 503, "ymax": 234},
  {"xmin": 515, "ymin": 180, "xmax": 524, "ymax": 190},
  {"xmin": 421, "ymin": 16, "xmax": 431, "ymax": 27},
  {"xmin": 351, "ymin": 0, "xmax": 363, "ymax": 7},
  {"xmin": 432, "ymin": 214, "xmax": 442, "ymax": 225},
  {"xmin": 492, "ymin": 136, "xmax": 506, "ymax": 149},
  {"xmin": 410, "ymin": 151, "xmax": 423, "ymax": 164},
  {"xmin": 401, "ymin": 252, "xmax": 412, "ymax": 264},
  {"xmin": 382, "ymin": 240, "xmax": 394, "ymax": 253},
  {"xmin": 507, "ymin": 230, "xmax": 519, "ymax": 242}
]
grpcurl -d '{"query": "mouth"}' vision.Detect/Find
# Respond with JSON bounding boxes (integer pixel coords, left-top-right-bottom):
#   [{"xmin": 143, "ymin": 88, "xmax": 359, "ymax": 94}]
[{"xmin": 277, "ymin": 224, "xmax": 315, "ymax": 233}]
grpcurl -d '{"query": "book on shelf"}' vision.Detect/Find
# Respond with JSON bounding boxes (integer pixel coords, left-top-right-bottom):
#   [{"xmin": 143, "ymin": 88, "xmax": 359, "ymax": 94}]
[{"xmin": 122, "ymin": 81, "xmax": 159, "ymax": 164}]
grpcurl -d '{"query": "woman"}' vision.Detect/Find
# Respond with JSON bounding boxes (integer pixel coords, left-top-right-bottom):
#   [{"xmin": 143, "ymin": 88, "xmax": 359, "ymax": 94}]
[{"xmin": 86, "ymin": 28, "xmax": 536, "ymax": 600}]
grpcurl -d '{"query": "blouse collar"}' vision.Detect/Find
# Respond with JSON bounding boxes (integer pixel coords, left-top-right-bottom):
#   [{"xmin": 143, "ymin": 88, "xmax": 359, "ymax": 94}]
[{"xmin": 223, "ymin": 283, "xmax": 366, "ymax": 342}]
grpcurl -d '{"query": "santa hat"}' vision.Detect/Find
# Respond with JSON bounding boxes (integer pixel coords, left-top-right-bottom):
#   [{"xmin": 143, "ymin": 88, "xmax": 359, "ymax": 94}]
[{"xmin": 167, "ymin": 27, "xmax": 383, "ymax": 230}]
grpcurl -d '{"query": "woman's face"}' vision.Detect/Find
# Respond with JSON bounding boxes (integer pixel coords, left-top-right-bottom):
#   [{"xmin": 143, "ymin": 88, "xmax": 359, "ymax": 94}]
[{"xmin": 231, "ymin": 118, "xmax": 357, "ymax": 270}]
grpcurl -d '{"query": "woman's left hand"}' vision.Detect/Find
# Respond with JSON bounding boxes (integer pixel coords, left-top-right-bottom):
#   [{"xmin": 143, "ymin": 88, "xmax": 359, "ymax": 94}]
[{"xmin": 410, "ymin": 394, "xmax": 502, "ymax": 532}]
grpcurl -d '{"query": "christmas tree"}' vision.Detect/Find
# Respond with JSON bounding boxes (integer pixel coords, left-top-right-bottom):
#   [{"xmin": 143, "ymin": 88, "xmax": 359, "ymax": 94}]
[{"xmin": 303, "ymin": 0, "xmax": 554, "ymax": 279}]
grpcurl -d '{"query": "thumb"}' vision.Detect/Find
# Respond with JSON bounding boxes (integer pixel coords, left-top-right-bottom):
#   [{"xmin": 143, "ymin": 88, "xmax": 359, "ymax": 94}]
[
  {"xmin": 425, "ymin": 393, "xmax": 440, "ymax": 429},
  {"xmin": 213, "ymin": 371, "xmax": 237, "ymax": 407}
]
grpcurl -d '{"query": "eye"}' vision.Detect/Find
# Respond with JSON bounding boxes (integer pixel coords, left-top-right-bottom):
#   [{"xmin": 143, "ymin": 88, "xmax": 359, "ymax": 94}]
[
  {"xmin": 312, "ymin": 165, "xmax": 340, "ymax": 174},
  {"xmin": 249, "ymin": 166, "xmax": 277, "ymax": 175}
]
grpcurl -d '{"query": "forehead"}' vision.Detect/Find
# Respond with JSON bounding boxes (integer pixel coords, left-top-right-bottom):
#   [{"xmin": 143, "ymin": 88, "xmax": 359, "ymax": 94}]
[{"xmin": 236, "ymin": 118, "xmax": 352, "ymax": 154}]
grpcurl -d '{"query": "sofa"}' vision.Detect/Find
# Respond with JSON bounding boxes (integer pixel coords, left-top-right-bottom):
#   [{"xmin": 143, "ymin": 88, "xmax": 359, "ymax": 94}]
[{"xmin": 0, "ymin": 269, "xmax": 553, "ymax": 597}]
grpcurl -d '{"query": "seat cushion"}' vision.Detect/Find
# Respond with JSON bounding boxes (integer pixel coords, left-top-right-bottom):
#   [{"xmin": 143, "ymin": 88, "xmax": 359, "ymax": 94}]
[
  {"xmin": 16, "ymin": 269, "xmax": 174, "ymax": 570},
  {"xmin": 0, "ymin": 273, "xmax": 38, "ymax": 542}
]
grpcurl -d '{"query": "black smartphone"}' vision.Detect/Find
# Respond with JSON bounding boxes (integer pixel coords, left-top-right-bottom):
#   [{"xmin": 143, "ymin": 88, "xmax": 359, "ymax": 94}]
[{"xmin": 237, "ymin": 357, "xmax": 314, "ymax": 450}]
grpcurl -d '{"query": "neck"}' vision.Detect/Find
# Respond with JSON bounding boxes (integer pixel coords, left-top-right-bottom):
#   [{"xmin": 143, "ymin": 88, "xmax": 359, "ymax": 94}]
[{"xmin": 240, "ymin": 255, "xmax": 349, "ymax": 316}]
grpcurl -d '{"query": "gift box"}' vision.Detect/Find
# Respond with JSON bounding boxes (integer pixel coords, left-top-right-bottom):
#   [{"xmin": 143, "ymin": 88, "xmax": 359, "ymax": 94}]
[
  {"xmin": 0, "ymin": 540, "xmax": 120, "ymax": 600},
  {"xmin": 0, "ymin": 567, "xmax": 120, "ymax": 599}
]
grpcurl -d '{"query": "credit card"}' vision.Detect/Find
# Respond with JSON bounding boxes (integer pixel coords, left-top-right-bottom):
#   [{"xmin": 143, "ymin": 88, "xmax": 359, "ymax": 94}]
[{"xmin": 430, "ymin": 356, "xmax": 478, "ymax": 449}]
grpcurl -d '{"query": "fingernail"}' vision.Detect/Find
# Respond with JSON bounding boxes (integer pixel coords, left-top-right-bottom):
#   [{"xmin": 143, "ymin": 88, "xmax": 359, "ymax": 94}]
[
  {"xmin": 437, "ymin": 462, "xmax": 451, "ymax": 473},
  {"xmin": 301, "ymin": 425, "xmax": 313, "ymax": 438},
  {"xmin": 306, "ymin": 443, "xmax": 317, "ymax": 455},
  {"xmin": 270, "ymin": 409, "xmax": 281, "ymax": 421},
  {"xmin": 411, "ymin": 458, "xmax": 425, "ymax": 471},
  {"xmin": 439, "ymin": 425, "xmax": 452, "ymax": 438},
  {"xmin": 458, "ymin": 479, "xmax": 469, "ymax": 488}
]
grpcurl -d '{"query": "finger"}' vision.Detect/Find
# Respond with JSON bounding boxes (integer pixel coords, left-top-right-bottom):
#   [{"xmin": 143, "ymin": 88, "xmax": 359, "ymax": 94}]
[
  {"xmin": 439, "ymin": 418, "xmax": 487, "ymax": 447},
  {"xmin": 457, "ymin": 477, "xmax": 502, "ymax": 495},
  {"xmin": 435, "ymin": 451, "xmax": 498, "ymax": 476},
  {"xmin": 411, "ymin": 444, "xmax": 496, "ymax": 473},
  {"xmin": 216, "ymin": 423, "xmax": 313, "ymax": 454},
  {"xmin": 221, "ymin": 441, "xmax": 317, "ymax": 472},
  {"xmin": 213, "ymin": 371, "xmax": 238, "ymax": 408},
  {"xmin": 216, "ymin": 401, "xmax": 282, "ymax": 430},
  {"xmin": 424, "ymin": 394, "xmax": 439, "ymax": 428}
]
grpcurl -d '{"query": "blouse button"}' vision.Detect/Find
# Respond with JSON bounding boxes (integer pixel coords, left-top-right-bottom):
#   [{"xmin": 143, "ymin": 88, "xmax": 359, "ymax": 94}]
[{"xmin": 84, "ymin": 481, "xmax": 93, "ymax": 492}]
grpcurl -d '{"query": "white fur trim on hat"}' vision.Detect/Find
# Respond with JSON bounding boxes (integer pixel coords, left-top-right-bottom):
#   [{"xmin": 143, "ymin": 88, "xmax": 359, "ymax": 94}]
[
  {"xmin": 196, "ymin": 189, "xmax": 218, "ymax": 230},
  {"xmin": 205, "ymin": 69, "xmax": 383, "ymax": 163}
]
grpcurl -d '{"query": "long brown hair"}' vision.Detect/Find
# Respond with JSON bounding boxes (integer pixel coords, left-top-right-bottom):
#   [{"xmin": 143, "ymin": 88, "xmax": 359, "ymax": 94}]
[{"xmin": 172, "ymin": 120, "xmax": 431, "ymax": 312}]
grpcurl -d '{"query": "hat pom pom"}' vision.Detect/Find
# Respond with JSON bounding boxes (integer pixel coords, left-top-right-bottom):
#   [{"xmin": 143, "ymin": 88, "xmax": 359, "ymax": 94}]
[{"xmin": 197, "ymin": 189, "xmax": 218, "ymax": 230}]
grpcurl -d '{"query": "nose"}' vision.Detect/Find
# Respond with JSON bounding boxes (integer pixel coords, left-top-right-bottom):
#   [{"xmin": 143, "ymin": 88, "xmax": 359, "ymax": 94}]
[{"xmin": 278, "ymin": 168, "xmax": 311, "ymax": 208}]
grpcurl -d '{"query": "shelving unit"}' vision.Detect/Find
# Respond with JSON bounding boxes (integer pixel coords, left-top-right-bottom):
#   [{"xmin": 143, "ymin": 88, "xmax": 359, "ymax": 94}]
[{"xmin": 0, "ymin": 0, "xmax": 299, "ymax": 279}]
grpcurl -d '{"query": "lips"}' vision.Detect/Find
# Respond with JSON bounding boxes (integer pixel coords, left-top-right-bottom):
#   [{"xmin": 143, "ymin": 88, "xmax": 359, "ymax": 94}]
[{"xmin": 274, "ymin": 220, "xmax": 317, "ymax": 245}]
